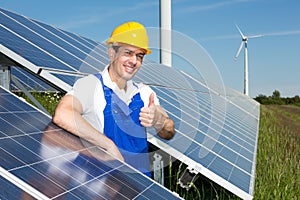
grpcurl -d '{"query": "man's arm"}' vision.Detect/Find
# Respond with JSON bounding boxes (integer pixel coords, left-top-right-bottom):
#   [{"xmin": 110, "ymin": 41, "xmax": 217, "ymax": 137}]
[
  {"xmin": 52, "ymin": 94, "xmax": 124, "ymax": 161},
  {"xmin": 153, "ymin": 107, "xmax": 175, "ymax": 140},
  {"xmin": 139, "ymin": 93, "xmax": 175, "ymax": 140}
]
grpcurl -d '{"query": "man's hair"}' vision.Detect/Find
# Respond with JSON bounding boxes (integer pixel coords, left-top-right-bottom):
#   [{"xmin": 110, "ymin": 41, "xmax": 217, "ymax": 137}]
[{"xmin": 112, "ymin": 45, "xmax": 120, "ymax": 53}]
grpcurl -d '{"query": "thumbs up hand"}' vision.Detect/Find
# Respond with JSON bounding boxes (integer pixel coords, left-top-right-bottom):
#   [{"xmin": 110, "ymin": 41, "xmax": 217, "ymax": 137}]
[
  {"xmin": 140, "ymin": 93, "xmax": 175, "ymax": 139},
  {"xmin": 140, "ymin": 93, "xmax": 158, "ymax": 128},
  {"xmin": 148, "ymin": 92, "xmax": 155, "ymax": 107},
  {"xmin": 140, "ymin": 93, "xmax": 168, "ymax": 132}
]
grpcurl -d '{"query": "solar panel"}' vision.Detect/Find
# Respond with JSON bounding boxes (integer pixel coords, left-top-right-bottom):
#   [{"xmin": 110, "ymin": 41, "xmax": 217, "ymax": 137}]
[
  {"xmin": 0, "ymin": 7, "xmax": 260, "ymax": 200},
  {"xmin": 0, "ymin": 86, "xmax": 182, "ymax": 199}
]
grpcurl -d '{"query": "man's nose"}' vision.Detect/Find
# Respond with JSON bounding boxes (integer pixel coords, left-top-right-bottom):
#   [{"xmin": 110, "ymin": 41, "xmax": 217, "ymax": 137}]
[{"xmin": 128, "ymin": 53, "xmax": 138, "ymax": 64}]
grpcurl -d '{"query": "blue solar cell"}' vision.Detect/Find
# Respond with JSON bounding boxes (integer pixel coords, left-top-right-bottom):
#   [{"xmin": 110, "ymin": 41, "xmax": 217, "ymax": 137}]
[
  {"xmin": 1, "ymin": 11, "xmax": 83, "ymax": 70},
  {"xmin": 0, "ymin": 27, "xmax": 72, "ymax": 71},
  {"xmin": 1, "ymin": 176, "xmax": 34, "ymax": 199},
  {"xmin": 49, "ymin": 73, "xmax": 86, "ymax": 86},
  {"xmin": 0, "ymin": 86, "xmax": 182, "ymax": 199},
  {"xmin": 10, "ymin": 67, "xmax": 56, "ymax": 91}
]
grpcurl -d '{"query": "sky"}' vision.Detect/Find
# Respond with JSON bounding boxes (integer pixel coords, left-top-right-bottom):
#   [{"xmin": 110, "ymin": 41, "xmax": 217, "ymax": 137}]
[{"xmin": 1, "ymin": 0, "xmax": 299, "ymax": 97}]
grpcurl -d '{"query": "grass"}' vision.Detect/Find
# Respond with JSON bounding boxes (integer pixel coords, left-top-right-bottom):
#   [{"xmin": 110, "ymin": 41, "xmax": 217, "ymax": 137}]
[
  {"xmin": 254, "ymin": 105, "xmax": 300, "ymax": 199},
  {"xmin": 14, "ymin": 91, "xmax": 63, "ymax": 115},
  {"xmin": 14, "ymin": 92, "xmax": 300, "ymax": 200}
]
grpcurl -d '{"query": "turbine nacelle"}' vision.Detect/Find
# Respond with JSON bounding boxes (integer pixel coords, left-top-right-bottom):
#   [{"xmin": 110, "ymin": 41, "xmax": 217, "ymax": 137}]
[{"xmin": 234, "ymin": 24, "xmax": 263, "ymax": 60}]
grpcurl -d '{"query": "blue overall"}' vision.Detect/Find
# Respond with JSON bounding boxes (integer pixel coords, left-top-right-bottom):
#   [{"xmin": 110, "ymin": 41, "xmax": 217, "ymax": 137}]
[{"xmin": 94, "ymin": 74, "xmax": 151, "ymax": 177}]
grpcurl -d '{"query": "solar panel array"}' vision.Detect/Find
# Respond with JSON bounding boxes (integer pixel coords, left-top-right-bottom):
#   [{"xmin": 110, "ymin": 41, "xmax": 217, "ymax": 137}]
[
  {"xmin": 0, "ymin": 7, "xmax": 260, "ymax": 200},
  {"xmin": 0, "ymin": 86, "xmax": 182, "ymax": 199}
]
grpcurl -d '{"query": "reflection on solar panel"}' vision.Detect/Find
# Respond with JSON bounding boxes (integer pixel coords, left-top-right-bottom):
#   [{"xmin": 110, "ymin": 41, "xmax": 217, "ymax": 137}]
[
  {"xmin": 0, "ymin": 7, "xmax": 260, "ymax": 200},
  {"xmin": 0, "ymin": 86, "xmax": 182, "ymax": 199}
]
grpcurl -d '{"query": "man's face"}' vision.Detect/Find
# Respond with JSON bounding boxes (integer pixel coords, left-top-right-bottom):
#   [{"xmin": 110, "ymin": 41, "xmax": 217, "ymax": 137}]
[{"xmin": 109, "ymin": 44, "xmax": 146, "ymax": 83}]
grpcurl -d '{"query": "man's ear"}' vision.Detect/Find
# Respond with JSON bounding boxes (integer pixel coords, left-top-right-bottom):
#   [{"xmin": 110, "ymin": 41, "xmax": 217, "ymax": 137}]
[{"xmin": 108, "ymin": 47, "xmax": 115, "ymax": 61}]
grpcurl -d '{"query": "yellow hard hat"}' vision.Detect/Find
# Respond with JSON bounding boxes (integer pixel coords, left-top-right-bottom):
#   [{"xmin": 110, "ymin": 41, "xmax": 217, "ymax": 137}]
[{"xmin": 106, "ymin": 21, "xmax": 151, "ymax": 54}]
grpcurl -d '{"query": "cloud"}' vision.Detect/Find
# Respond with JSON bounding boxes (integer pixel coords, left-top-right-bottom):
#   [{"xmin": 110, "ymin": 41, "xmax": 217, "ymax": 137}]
[
  {"xmin": 59, "ymin": 1, "xmax": 159, "ymax": 30},
  {"xmin": 263, "ymin": 30, "xmax": 300, "ymax": 37},
  {"xmin": 178, "ymin": 0, "xmax": 257, "ymax": 13},
  {"xmin": 200, "ymin": 30, "xmax": 300, "ymax": 41}
]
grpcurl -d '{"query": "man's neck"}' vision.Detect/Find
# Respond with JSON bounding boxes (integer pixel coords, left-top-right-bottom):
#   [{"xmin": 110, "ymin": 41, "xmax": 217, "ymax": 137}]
[{"xmin": 108, "ymin": 66, "xmax": 127, "ymax": 91}]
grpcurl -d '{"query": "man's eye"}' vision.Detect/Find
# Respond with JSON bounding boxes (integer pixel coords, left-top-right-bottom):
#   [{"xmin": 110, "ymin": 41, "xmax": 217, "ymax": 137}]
[
  {"xmin": 124, "ymin": 50, "xmax": 133, "ymax": 56},
  {"xmin": 136, "ymin": 54, "xmax": 144, "ymax": 60}
]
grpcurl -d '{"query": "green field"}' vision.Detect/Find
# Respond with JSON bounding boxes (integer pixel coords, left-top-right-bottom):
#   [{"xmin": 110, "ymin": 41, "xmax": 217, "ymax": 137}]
[
  {"xmin": 15, "ymin": 92, "xmax": 300, "ymax": 199},
  {"xmin": 254, "ymin": 105, "xmax": 300, "ymax": 200}
]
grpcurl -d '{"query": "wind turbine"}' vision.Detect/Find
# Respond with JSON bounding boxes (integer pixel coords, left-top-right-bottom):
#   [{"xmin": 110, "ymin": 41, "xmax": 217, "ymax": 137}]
[{"xmin": 234, "ymin": 24, "xmax": 262, "ymax": 96}]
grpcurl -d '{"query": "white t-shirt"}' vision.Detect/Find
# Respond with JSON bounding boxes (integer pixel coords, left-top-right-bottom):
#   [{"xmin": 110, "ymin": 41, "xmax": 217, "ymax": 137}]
[{"xmin": 68, "ymin": 67, "xmax": 159, "ymax": 133}]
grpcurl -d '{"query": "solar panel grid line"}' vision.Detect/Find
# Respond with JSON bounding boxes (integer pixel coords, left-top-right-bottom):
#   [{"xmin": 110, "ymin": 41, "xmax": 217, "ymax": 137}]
[
  {"xmin": 139, "ymin": 70, "xmax": 258, "ymax": 155},
  {"xmin": 0, "ymin": 111, "xmax": 48, "ymax": 137},
  {"xmin": 29, "ymin": 19, "xmax": 105, "ymax": 63},
  {"xmin": 137, "ymin": 72, "xmax": 257, "ymax": 173},
  {"xmin": 48, "ymin": 24, "xmax": 110, "ymax": 68},
  {"xmin": 38, "ymin": 69, "xmax": 73, "ymax": 91},
  {"xmin": 25, "ymin": 17, "xmax": 108, "ymax": 73},
  {"xmin": 138, "ymin": 63, "xmax": 250, "ymax": 137},
  {"xmin": 224, "ymin": 108, "xmax": 256, "ymax": 142},
  {"xmin": 0, "ymin": 87, "xmax": 182, "ymax": 200},
  {"xmin": 58, "ymin": 27, "xmax": 101, "ymax": 49},
  {"xmin": 1, "ymin": 144, "xmax": 66, "ymax": 199},
  {"xmin": 181, "ymin": 70, "xmax": 259, "ymax": 120},
  {"xmin": 147, "ymin": 134, "xmax": 253, "ymax": 200},
  {"xmin": 54, "ymin": 27, "xmax": 102, "ymax": 53},
  {"xmin": 131, "ymin": 184, "xmax": 154, "ymax": 200},
  {"xmin": 29, "ymin": 16, "xmax": 106, "ymax": 63},
  {"xmin": 180, "ymin": 72, "xmax": 259, "ymax": 126},
  {"xmin": 227, "ymin": 99, "xmax": 259, "ymax": 120},
  {"xmin": 1, "ymin": 11, "xmax": 100, "ymax": 73},
  {"xmin": 138, "ymin": 62, "xmax": 193, "ymax": 90},
  {"xmin": 3, "ymin": 133, "xmax": 126, "ymax": 200},
  {"xmin": 11, "ymin": 67, "xmax": 50, "ymax": 91},
  {"xmin": 0, "ymin": 7, "xmax": 109, "ymax": 78},
  {"xmin": 149, "ymin": 123, "xmax": 254, "ymax": 185},
  {"xmin": 181, "ymin": 91, "xmax": 257, "ymax": 144},
  {"xmin": 40, "ymin": 145, "xmax": 154, "ymax": 200},
  {"xmin": 0, "ymin": 23, "xmax": 79, "ymax": 74},
  {"xmin": 0, "ymin": 42, "xmax": 41, "ymax": 75},
  {"xmin": 11, "ymin": 74, "xmax": 36, "ymax": 92},
  {"xmin": 1, "ymin": 114, "xmax": 107, "ymax": 182},
  {"xmin": 137, "ymin": 66, "xmax": 256, "ymax": 195},
  {"xmin": 1, "ymin": 13, "xmax": 86, "ymax": 75},
  {"xmin": 155, "ymin": 90, "xmax": 256, "ymax": 164},
  {"xmin": 225, "ymin": 88, "xmax": 260, "ymax": 118},
  {"xmin": 0, "ymin": 167, "xmax": 50, "ymax": 200},
  {"xmin": 52, "ymin": 165, "xmax": 123, "ymax": 200},
  {"xmin": 38, "ymin": 21, "xmax": 95, "ymax": 55},
  {"xmin": 173, "ymin": 127, "xmax": 253, "ymax": 178},
  {"xmin": 1, "ymin": 132, "xmax": 181, "ymax": 200}
]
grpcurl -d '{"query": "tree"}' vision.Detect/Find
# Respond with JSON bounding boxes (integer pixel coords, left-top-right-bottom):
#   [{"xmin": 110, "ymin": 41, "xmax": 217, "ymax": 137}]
[{"xmin": 272, "ymin": 90, "xmax": 281, "ymax": 99}]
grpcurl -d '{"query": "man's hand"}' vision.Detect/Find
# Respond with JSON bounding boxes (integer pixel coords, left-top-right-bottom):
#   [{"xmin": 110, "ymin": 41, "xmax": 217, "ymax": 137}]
[
  {"xmin": 139, "ymin": 93, "xmax": 175, "ymax": 139},
  {"xmin": 139, "ymin": 93, "xmax": 159, "ymax": 128},
  {"xmin": 106, "ymin": 141, "xmax": 124, "ymax": 162}
]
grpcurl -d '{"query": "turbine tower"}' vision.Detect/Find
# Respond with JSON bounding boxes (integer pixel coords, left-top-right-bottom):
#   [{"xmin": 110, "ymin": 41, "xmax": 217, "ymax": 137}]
[{"xmin": 234, "ymin": 24, "xmax": 262, "ymax": 96}]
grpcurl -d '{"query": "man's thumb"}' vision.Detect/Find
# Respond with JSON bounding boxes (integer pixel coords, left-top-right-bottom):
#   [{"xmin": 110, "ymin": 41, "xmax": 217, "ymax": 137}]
[{"xmin": 148, "ymin": 93, "xmax": 155, "ymax": 107}]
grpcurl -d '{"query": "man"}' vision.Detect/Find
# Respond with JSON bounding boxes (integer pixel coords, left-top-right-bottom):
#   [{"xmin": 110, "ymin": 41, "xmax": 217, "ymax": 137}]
[{"xmin": 52, "ymin": 21, "xmax": 175, "ymax": 177}]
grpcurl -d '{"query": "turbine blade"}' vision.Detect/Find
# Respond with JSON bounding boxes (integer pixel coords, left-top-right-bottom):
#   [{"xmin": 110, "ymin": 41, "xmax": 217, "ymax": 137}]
[
  {"xmin": 248, "ymin": 34, "xmax": 263, "ymax": 39},
  {"xmin": 235, "ymin": 24, "xmax": 246, "ymax": 39},
  {"xmin": 234, "ymin": 41, "xmax": 244, "ymax": 60}
]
